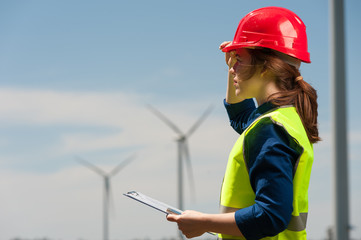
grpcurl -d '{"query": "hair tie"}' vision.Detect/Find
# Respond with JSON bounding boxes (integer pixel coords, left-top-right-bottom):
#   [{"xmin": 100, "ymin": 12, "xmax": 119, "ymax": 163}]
[{"xmin": 295, "ymin": 76, "xmax": 303, "ymax": 82}]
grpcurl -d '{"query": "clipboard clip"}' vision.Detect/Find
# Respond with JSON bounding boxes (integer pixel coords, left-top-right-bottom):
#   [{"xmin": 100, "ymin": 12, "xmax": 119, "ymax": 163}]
[{"xmin": 127, "ymin": 191, "xmax": 139, "ymax": 196}]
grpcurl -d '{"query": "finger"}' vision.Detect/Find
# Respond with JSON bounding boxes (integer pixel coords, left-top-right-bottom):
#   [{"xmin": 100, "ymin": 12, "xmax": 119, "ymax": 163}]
[
  {"xmin": 219, "ymin": 41, "xmax": 232, "ymax": 50},
  {"xmin": 166, "ymin": 214, "xmax": 179, "ymax": 222}
]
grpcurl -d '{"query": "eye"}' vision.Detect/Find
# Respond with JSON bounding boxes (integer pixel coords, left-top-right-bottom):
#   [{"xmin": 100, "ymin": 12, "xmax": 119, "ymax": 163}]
[{"xmin": 236, "ymin": 57, "xmax": 243, "ymax": 64}]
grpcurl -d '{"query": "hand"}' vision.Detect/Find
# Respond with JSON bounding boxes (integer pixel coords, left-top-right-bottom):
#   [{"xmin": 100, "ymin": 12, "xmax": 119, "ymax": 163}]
[
  {"xmin": 166, "ymin": 210, "xmax": 207, "ymax": 238},
  {"xmin": 219, "ymin": 41, "xmax": 236, "ymax": 68}
]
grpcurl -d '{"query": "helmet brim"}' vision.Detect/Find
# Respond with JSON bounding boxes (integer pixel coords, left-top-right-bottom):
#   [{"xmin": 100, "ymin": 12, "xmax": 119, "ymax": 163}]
[
  {"xmin": 221, "ymin": 42, "xmax": 311, "ymax": 63},
  {"xmin": 221, "ymin": 43, "xmax": 245, "ymax": 53}
]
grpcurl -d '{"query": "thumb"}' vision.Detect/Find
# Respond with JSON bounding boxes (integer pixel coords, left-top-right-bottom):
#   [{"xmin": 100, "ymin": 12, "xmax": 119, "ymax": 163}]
[{"xmin": 166, "ymin": 213, "xmax": 180, "ymax": 222}]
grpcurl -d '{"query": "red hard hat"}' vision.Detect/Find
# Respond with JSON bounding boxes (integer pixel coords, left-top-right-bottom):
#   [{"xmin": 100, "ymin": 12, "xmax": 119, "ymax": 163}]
[{"xmin": 222, "ymin": 6, "xmax": 311, "ymax": 63}]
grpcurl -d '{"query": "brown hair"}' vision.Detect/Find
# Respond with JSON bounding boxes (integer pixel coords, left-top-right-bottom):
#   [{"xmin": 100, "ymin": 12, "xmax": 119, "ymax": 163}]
[{"xmin": 248, "ymin": 48, "xmax": 321, "ymax": 144}]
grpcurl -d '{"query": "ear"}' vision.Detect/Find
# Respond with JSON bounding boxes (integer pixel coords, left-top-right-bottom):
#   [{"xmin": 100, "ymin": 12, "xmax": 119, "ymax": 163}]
[
  {"xmin": 259, "ymin": 61, "xmax": 268, "ymax": 76},
  {"xmin": 260, "ymin": 68, "xmax": 276, "ymax": 82},
  {"xmin": 260, "ymin": 68, "xmax": 268, "ymax": 78}
]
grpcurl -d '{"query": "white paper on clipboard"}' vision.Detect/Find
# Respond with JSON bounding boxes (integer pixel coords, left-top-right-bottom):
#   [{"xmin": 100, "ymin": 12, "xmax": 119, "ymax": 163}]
[{"xmin": 123, "ymin": 191, "xmax": 183, "ymax": 215}]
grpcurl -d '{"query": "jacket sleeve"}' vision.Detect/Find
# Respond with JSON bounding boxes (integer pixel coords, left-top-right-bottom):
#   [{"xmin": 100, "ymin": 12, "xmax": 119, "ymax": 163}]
[
  {"xmin": 223, "ymin": 98, "xmax": 256, "ymax": 135},
  {"xmin": 234, "ymin": 118, "xmax": 302, "ymax": 240}
]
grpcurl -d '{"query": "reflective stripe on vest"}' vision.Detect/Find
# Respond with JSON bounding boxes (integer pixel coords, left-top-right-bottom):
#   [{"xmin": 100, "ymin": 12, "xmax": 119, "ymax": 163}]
[{"xmin": 218, "ymin": 106, "xmax": 314, "ymax": 240}]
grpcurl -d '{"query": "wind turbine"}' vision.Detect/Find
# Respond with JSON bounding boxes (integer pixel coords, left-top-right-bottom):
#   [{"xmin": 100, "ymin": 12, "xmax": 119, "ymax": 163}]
[
  {"xmin": 76, "ymin": 155, "xmax": 134, "ymax": 240},
  {"xmin": 148, "ymin": 105, "xmax": 213, "ymax": 211}
]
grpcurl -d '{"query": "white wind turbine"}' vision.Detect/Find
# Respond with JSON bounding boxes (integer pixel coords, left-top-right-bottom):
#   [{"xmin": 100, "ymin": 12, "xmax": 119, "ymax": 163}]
[
  {"xmin": 148, "ymin": 105, "xmax": 213, "ymax": 211},
  {"xmin": 76, "ymin": 155, "xmax": 134, "ymax": 240}
]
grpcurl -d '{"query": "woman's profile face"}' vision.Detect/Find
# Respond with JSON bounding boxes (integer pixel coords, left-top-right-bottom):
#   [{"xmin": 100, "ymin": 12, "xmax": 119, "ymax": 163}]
[{"xmin": 229, "ymin": 48, "xmax": 262, "ymax": 98}]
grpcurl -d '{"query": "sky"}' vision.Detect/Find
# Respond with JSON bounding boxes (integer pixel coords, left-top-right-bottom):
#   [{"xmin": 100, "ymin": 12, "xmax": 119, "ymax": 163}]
[{"xmin": 0, "ymin": 0, "xmax": 360, "ymax": 239}]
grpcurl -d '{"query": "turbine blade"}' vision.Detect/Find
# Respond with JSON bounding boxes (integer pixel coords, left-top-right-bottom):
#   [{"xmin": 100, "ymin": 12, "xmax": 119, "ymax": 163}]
[
  {"xmin": 182, "ymin": 140, "xmax": 196, "ymax": 201},
  {"xmin": 147, "ymin": 104, "xmax": 184, "ymax": 136},
  {"xmin": 109, "ymin": 154, "xmax": 136, "ymax": 177},
  {"xmin": 186, "ymin": 104, "xmax": 214, "ymax": 137},
  {"xmin": 75, "ymin": 156, "xmax": 106, "ymax": 176}
]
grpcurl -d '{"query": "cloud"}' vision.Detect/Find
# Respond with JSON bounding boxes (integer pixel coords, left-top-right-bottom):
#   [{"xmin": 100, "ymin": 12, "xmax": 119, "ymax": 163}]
[
  {"xmin": 0, "ymin": 88, "xmax": 142, "ymax": 126},
  {"xmin": 0, "ymin": 87, "xmax": 232, "ymax": 157}
]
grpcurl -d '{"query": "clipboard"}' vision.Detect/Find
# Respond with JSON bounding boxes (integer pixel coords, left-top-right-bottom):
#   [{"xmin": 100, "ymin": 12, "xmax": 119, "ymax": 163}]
[
  {"xmin": 123, "ymin": 191, "xmax": 183, "ymax": 215},
  {"xmin": 123, "ymin": 191, "xmax": 216, "ymax": 236}
]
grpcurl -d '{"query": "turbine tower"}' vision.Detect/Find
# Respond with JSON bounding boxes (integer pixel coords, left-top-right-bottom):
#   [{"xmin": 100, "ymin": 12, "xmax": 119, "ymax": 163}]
[
  {"xmin": 148, "ymin": 105, "xmax": 213, "ymax": 211},
  {"xmin": 76, "ymin": 155, "xmax": 134, "ymax": 240}
]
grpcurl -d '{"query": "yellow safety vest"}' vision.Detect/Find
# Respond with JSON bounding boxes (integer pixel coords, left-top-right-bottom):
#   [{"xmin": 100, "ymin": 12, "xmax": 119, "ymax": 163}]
[{"xmin": 219, "ymin": 106, "xmax": 314, "ymax": 240}]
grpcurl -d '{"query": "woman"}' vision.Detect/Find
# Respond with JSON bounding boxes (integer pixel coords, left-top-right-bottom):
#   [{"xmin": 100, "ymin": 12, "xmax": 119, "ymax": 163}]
[{"xmin": 167, "ymin": 6, "xmax": 320, "ymax": 240}]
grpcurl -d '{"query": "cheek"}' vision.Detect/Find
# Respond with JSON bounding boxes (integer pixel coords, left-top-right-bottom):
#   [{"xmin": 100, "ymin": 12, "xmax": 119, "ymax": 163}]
[{"xmin": 233, "ymin": 63, "xmax": 253, "ymax": 80}]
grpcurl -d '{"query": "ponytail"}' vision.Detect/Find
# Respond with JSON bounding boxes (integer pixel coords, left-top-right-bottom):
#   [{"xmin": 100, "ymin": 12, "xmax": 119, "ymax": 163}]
[{"xmin": 249, "ymin": 49, "xmax": 321, "ymax": 144}]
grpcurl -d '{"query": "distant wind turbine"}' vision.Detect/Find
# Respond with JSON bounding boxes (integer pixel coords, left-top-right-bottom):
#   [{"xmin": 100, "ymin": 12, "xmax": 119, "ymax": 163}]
[
  {"xmin": 147, "ymin": 105, "xmax": 213, "ymax": 211},
  {"xmin": 76, "ymin": 155, "xmax": 135, "ymax": 240}
]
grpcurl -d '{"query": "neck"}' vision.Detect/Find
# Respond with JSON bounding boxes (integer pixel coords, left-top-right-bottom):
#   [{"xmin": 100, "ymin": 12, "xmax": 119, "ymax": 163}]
[{"xmin": 255, "ymin": 78, "xmax": 280, "ymax": 106}]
